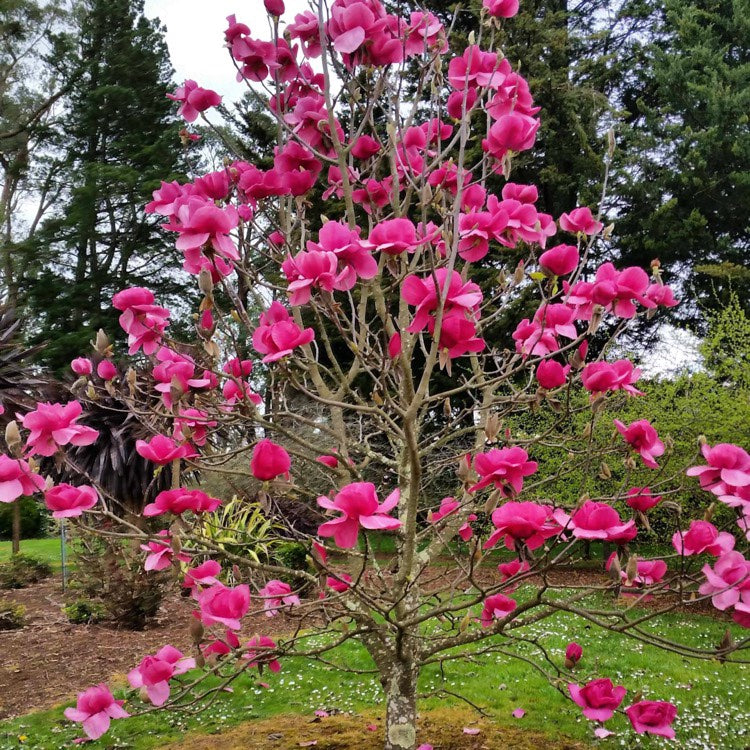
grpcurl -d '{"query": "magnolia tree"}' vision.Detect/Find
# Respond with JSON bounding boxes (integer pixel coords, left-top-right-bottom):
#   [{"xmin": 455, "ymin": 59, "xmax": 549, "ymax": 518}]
[{"xmin": 3, "ymin": 0, "xmax": 750, "ymax": 747}]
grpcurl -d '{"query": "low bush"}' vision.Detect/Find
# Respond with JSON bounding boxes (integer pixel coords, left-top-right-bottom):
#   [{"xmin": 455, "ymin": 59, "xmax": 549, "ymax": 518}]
[
  {"xmin": 0, "ymin": 599, "xmax": 26, "ymax": 630},
  {"xmin": 0, "ymin": 553, "xmax": 53, "ymax": 589},
  {"xmin": 63, "ymin": 598, "xmax": 108, "ymax": 625}
]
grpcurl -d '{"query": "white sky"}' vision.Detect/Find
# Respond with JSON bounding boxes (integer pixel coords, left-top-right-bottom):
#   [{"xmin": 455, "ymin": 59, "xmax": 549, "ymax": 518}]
[{"xmin": 143, "ymin": 0, "xmax": 313, "ymax": 100}]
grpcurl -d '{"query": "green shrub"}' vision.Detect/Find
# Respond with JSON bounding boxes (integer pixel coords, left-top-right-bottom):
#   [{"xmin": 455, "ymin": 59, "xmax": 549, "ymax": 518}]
[
  {"xmin": 0, "ymin": 599, "xmax": 26, "ymax": 630},
  {"xmin": 0, "ymin": 553, "xmax": 53, "ymax": 589},
  {"xmin": 69, "ymin": 533, "xmax": 168, "ymax": 630},
  {"xmin": 0, "ymin": 498, "xmax": 45, "ymax": 540},
  {"xmin": 63, "ymin": 598, "xmax": 108, "ymax": 625}
]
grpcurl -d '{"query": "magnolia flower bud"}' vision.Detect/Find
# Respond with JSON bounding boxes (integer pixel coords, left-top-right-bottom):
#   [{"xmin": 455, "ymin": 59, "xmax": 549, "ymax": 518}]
[
  {"xmin": 94, "ymin": 329, "xmax": 110, "ymax": 355},
  {"xmin": 598, "ymin": 462, "xmax": 612, "ymax": 480},
  {"xmin": 608, "ymin": 554, "xmax": 622, "ymax": 581},
  {"xmin": 513, "ymin": 261, "xmax": 525, "ymax": 286},
  {"xmin": 4, "ymin": 420, "xmax": 22, "ymax": 456},
  {"xmin": 625, "ymin": 555, "xmax": 638, "ymax": 584},
  {"xmin": 189, "ymin": 619, "xmax": 204, "ymax": 643},
  {"xmin": 198, "ymin": 268, "xmax": 214, "ymax": 295},
  {"xmin": 703, "ymin": 502, "xmax": 716, "ymax": 522},
  {"xmin": 485, "ymin": 413, "xmax": 501, "ymax": 443},
  {"xmin": 607, "ymin": 127, "xmax": 616, "ymax": 158}
]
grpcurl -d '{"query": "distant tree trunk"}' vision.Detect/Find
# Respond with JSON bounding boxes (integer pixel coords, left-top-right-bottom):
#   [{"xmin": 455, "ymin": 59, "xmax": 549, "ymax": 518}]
[{"xmin": 12, "ymin": 502, "xmax": 21, "ymax": 554}]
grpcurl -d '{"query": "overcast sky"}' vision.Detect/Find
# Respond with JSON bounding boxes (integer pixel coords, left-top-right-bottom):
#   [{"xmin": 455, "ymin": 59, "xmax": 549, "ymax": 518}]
[{"xmin": 143, "ymin": 0, "xmax": 312, "ymax": 100}]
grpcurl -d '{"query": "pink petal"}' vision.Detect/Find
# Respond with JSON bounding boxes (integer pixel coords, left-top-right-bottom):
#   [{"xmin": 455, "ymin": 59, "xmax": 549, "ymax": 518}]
[
  {"xmin": 463, "ymin": 727, "xmax": 480, "ymax": 735},
  {"xmin": 512, "ymin": 708, "xmax": 525, "ymax": 718}
]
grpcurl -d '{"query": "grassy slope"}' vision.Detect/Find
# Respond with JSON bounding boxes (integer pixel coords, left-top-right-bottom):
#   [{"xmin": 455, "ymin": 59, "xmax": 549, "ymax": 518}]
[{"xmin": 1, "ymin": 587, "xmax": 747, "ymax": 750}]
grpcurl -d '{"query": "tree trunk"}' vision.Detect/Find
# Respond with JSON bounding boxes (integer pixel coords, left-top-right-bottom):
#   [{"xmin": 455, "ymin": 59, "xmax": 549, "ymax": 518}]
[
  {"xmin": 384, "ymin": 659, "xmax": 418, "ymax": 750},
  {"xmin": 11, "ymin": 501, "xmax": 21, "ymax": 554}
]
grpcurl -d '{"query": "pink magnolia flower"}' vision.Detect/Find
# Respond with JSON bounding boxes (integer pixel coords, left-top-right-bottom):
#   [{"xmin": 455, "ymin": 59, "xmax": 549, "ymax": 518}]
[
  {"xmin": 614, "ymin": 419, "xmax": 665, "ymax": 469},
  {"xmin": 484, "ymin": 501, "xmax": 560, "ymax": 550},
  {"xmin": 388, "ymin": 332, "xmax": 402, "ymax": 359},
  {"xmin": 448, "ymin": 46, "xmax": 507, "ymax": 90},
  {"xmin": 326, "ymin": 573, "xmax": 353, "ymax": 592},
  {"xmin": 483, "ymin": 0, "xmax": 519, "ymax": 17},
  {"xmin": 97, "ymin": 360, "xmax": 117, "ymax": 380},
  {"xmin": 672, "ymin": 520, "xmax": 735, "ymax": 556},
  {"xmin": 127, "ymin": 645, "xmax": 195, "ymax": 706},
  {"xmin": 152, "ymin": 347, "xmax": 213, "ymax": 408},
  {"xmin": 317, "ymin": 482, "xmax": 401, "ymax": 548},
  {"xmin": 307, "ymin": 220, "xmax": 377, "ymax": 283},
  {"xmin": 0, "ymin": 455, "xmax": 45, "ymax": 503},
  {"xmin": 625, "ymin": 701, "xmax": 678, "ymax": 739},
  {"xmin": 565, "ymin": 642, "xmax": 583, "ymax": 667},
  {"xmin": 480, "ymin": 593, "xmax": 517, "ymax": 627},
  {"xmin": 568, "ymin": 678, "xmax": 626, "ymax": 721},
  {"xmin": 536, "ymin": 359, "xmax": 569, "ymax": 389},
  {"xmin": 183, "ymin": 560, "xmax": 222, "ymax": 591},
  {"xmin": 136, "ymin": 435, "xmax": 195, "ymax": 465},
  {"xmin": 482, "ymin": 113, "xmax": 540, "ymax": 163},
  {"xmin": 112, "ymin": 287, "xmax": 170, "ymax": 355},
  {"xmin": 71, "ymin": 357, "xmax": 93, "ymax": 376},
  {"xmin": 282, "ymin": 250, "xmax": 343, "ymax": 305},
  {"xmin": 167, "ymin": 80, "xmax": 222, "ymax": 122},
  {"xmin": 143, "ymin": 488, "xmax": 221, "ymax": 517},
  {"xmin": 252, "ymin": 301, "xmax": 315, "ymax": 362},
  {"xmin": 469, "ymin": 447, "xmax": 538, "ymax": 496},
  {"xmin": 497, "ymin": 558, "xmax": 530, "ymax": 592},
  {"xmin": 686, "ymin": 442, "xmax": 750, "ymax": 504},
  {"xmin": 287, "ymin": 11, "xmax": 322, "ymax": 58},
  {"xmin": 405, "ymin": 11, "xmax": 447, "ymax": 55},
  {"xmin": 351, "ymin": 134, "xmax": 380, "ymax": 159},
  {"xmin": 64, "ymin": 684, "xmax": 129, "ymax": 740},
  {"xmin": 368, "ymin": 218, "xmax": 420, "ymax": 255},
  {"xmin": 44, "ymin": 484, "xmax": 98, "ymax": 518},
  {"xmin": 20, "ymin": 401, "xmax": 99, "ymax": 457},
  {"xmin": 173, "ymin": 408, "xmax": 217, "ymax": 447},
  {"xmin": 646, "ymin": 283, "xmax": 679, "ymax": 308},
  {"xmin": 401, "ymin": 269, "xmax": 482, "ymax": 333},
  {"xmin": 258, "ymin": 579, "xmax": 300, "ymax": 616},
  {"xmin": 559, "ymin": 207, "xmax": 602, "ymax": 236},
  {"xmin": 581, "ymin": 360, "xmax": 643, "ymax": 396},
  {"xmin": 141, "ymin": 530, "xmax": 189, "ymax": 572},
  {"xmin": 557, "ymin": 501, "xmax": 637, "ymax": 543},
  {"xmin": 251, "ymin": 439, "xmax": 291, "ymax": 481},
  {"xmin": 264, "ymin": 0, "xmax": 284, "ymax": 15},
  {"xmin": 512, "ymin": 319, "xmax": 558, "ymax": 358},
  {"xmin": 699, "ymin": 551, "xmax": 750, "ymax": 610},
  {"xmin": 538, "ymin": 244, "xmax": 579, "ymax": 276},
  {"xmin": 198, "ymin": 583, "xmax": 251, "ymax": 630},
  {"xmin": 428, "ymin": 496, "xmax": 460, "ymax": 523},
  {"xmin": 243, "ymin": 635, "xmax": 281, "ymax": 672},
  {"xmin": 582, "ymin": 263, "xmax": 655, "ymax": 319},
  {"xmin": 428, "ymin": 310, "xmax": 486, "ymax": 359},
  {"xmin": 163, "ymin": 196, "xmax": 239, "ymax": 271},
  {"xmin": 459, "ymin": 514, "xmax": 478, "ymax": 541},
  {"xmin": 609, "ymin": 554, "xmax": 667, "ymax": 586},
  {"xmin": 625, "ymin": 486, "xmax": 662, "ymax": 512}
]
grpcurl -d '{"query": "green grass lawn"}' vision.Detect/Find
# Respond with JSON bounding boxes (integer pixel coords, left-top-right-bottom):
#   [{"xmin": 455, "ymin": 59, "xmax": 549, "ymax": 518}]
[
  {"xmin": 0, "ymin": 538, "xmax": 62, "ymax": 572},
  {"xmin": 1, "ymin": 586, "xmax": 747, "ymax": 750}
]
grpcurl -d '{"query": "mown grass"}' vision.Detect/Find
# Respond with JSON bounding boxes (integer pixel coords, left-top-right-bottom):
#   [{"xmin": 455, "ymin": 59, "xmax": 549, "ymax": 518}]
[
  {"xmin": 1, "ymin": 585, "xmax": 747, "ymax": 750},
  {"xmin": 0, "ymin": 538, "xmax": 63, "ymax": 573}
]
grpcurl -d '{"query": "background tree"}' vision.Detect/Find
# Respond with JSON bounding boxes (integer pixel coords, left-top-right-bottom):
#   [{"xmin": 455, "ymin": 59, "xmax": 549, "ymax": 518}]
[
  {"xmin": 23, "ymin": 0, "xmax": 192, "ymax": 372},
  {"xmin": 610, "ymin": 0, "xmax": 750, "ymax": 330}
]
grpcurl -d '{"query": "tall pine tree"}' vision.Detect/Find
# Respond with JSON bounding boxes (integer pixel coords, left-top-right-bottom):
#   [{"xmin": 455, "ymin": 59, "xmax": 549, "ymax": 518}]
[
  {"xmin": 611, "ymin": 0, "xmax": 750, "ymax": 330},
  {"xmin": 25, "ymin": 0, "xmax": 191, "ymax": 370}
]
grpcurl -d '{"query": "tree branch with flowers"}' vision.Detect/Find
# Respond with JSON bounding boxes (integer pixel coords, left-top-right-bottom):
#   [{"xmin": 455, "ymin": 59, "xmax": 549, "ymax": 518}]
[{"xmin": 3, "ymin": 1, "xmax": 749, "ymax": 748}]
